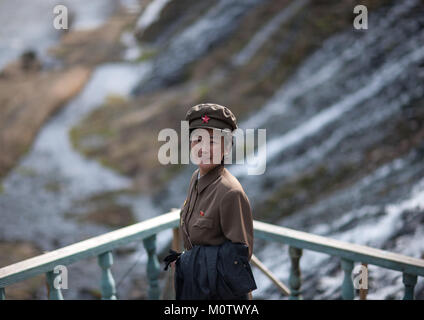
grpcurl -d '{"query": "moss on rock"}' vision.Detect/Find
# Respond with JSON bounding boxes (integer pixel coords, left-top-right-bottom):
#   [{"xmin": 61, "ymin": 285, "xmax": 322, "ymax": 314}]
[{"xmin": 0, "ymin": 241, "xmax": 45, "ymax": 299}]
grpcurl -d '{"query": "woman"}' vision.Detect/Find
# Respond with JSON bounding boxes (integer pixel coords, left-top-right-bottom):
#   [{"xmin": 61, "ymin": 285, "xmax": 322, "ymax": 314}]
[{"xmin": 166, "ymin": 103, "xmax": 255, "ymax": 300}]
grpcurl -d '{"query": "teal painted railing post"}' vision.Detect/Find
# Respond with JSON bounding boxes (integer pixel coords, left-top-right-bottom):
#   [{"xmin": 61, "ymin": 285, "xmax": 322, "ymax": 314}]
[
  {"xmin": 46, "ymin": 271, "xmax": 64, "ymax": 300},
  {"xmin": 98, "ymin": 251, "xmax": 117, "ymax": 300},
  {"xmin": 402, "ymin": 273, "xmax": 417, "ymax": 300},
  {"xmin": 288, "ymin": 246, "xmax": 303, "ymax": 300},
  {"xmin": 341, "ymin": 258, "xmax": 354, "ymax": 300},
  {"xmin": 143, "ymin": 235, "xmax": 160, "ymax": 299},
  {"xmin": 0, "ymin": 288, "xmax": 5, "ymax": 300}
]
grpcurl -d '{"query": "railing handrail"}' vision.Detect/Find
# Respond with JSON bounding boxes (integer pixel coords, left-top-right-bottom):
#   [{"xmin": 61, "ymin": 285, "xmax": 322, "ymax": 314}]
[
  {"xmin": 0, "ymin": 210, "xmax": 180, "ymax": 287},
  {"xmin": 253, "ymin": 221, "xmax": 424, "ymax": 277},
  {"xmin": 0, "ymin": 210, "xmax": 423, "ymax": 298}
]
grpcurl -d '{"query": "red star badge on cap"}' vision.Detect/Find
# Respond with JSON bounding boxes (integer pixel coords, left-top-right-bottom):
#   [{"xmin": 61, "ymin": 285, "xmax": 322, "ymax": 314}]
[
  {"xmin": 200, "ymin": 210, "xmax": 205, "ymax": 216},
  {"xmin": 201, "ymin": 115, "xmax": 210, "ymax": 123}
]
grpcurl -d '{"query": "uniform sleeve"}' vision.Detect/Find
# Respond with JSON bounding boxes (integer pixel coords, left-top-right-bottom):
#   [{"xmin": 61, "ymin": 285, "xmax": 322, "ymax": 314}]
[{"xmin": 219, "ymin": 189, "xmax": 254, "ymax": 260}]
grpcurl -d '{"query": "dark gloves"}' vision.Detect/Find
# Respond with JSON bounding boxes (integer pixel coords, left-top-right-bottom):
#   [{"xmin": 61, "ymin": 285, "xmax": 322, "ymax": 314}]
[{"xmin": 163, "ymin": 249, "xmax": 182, "ymax": 271}]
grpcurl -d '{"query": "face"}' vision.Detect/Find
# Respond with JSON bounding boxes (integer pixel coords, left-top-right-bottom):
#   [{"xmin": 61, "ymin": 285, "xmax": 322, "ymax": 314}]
[{"xmin": 190, "ymin": 128, "xmax": 225, "ymax": 173}]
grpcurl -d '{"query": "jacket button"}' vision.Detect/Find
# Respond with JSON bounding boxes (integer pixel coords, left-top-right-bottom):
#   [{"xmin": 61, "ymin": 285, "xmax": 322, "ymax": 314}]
[{"xmin": 234, "ymin": 260, "xmax": 238, "ymax": 265}]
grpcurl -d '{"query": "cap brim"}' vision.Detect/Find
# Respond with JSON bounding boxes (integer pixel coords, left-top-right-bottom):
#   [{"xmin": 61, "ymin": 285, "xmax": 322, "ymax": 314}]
[{"xmin": 189, "ymin": 118, "xmax": 234, "ymax": 131}]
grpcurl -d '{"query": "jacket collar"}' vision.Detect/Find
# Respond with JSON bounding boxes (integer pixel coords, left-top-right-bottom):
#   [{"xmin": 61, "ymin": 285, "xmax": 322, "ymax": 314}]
[{"xmin": 196, "ymin": 164, "xmax": 224, "ymax": 194}]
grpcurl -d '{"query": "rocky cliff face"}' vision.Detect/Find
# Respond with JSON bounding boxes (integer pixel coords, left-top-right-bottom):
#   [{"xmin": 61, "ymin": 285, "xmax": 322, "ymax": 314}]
[{"xmin": 72, "ymin": 0, "xmax": 395, "ymax": 193}]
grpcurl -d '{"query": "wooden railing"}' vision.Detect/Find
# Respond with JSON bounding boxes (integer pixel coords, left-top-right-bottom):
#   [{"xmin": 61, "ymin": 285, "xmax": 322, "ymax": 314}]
[
  {"xmin": 0, "ymin": 210, "xmax": 423, "ymax": 300},
  {"xmin": 253, "ymin": 221, "xmax": 424, "ymax": 300}
]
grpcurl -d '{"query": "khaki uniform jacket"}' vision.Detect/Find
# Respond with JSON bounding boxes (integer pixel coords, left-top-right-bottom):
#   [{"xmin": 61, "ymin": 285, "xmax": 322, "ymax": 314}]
[{"xmin": 179, "ymin": 164, "xmax": 254, "ymax": 260}]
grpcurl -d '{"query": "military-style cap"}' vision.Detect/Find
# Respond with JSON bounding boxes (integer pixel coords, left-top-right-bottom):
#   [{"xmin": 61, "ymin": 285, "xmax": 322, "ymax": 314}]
[{"xmin": 185, "ymin": 103, "xmax": 238, "ymax": 131}]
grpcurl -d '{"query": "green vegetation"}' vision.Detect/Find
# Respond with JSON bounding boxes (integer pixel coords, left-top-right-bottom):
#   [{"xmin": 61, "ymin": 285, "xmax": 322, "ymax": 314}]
[
  {"xmin": 16, "ymin": 166, "xmax": 37, "ymax": 177},
  {"xmin": 157, "ymin": 163, "xmax": 185, "ymax": 187},
  {"xmin": 69, "ymin": 97, "xmax": 124, "ymax": 174},
  {"xmin": 136, "ymin": 48, "xmax": 158, "ymax": 62},
  {"xmin": 0, "ymin": 241, "xmax": 44, "ymax": 299},
  {"xmin": 195, "ymin": 84, "xmax": 209, "ymax": 100},
  {"xmin": 65, "ymin": 188, "xmax": 139, "ymax": 229},
  {"xmin": 44, "ymin": 181, "xmax": 62, "ymax": 193},
  {"xmin": 66, "ymin": 203, "xmax": 136, "ymax": 229},
  {"xmin": 82, "ymin": 188, "xmax": 139, "ymax": 203},
  {"xmin": 260, "ymin": 163, "xmax": 357, "ymax": 222}
]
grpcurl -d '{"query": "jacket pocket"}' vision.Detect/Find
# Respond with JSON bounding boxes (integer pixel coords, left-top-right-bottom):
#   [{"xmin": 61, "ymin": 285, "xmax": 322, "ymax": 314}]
[{"xmin": 192, "ymin": 217, "xmax": 214, "ymax": 229}]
